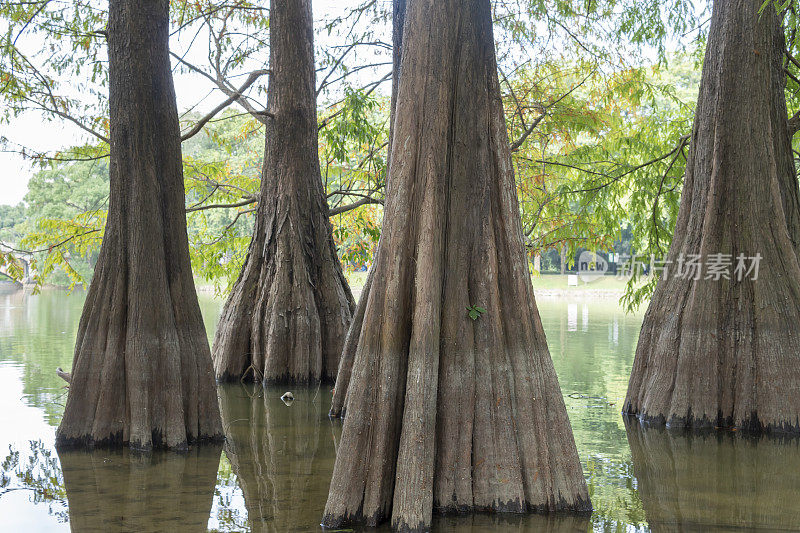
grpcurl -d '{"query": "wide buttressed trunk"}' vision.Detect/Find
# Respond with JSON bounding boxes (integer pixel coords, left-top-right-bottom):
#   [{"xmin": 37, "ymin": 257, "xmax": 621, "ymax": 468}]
[
  {"xmin": 212, "ymin": 0, "xmax": 354, "ymax": 385},
  {"xmin": 323, "ymin": 0, "xmax": 590, "ymax": 530},
  {"xmin": 624, "ymin": 0, "xmax": 800, "ymax": 432},
  {"xmin": 56, "ymin": 0, "xmax": 223, "ymax": 450}
]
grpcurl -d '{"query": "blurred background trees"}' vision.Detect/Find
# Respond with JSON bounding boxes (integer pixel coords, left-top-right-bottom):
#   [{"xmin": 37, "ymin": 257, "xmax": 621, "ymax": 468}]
[{"xmin": 1, "ymin": 0, "xmax": 765, "ymax": 312}]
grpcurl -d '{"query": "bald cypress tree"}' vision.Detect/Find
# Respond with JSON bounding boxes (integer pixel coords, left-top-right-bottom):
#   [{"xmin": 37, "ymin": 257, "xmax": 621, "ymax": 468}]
[
  {"xmin": 624, "ymin": 0, "xmax": 800, "ymax": 432},
  {"xmin": 56, "ymin": 0, "xmax": 223, "ymax": 450},
  {"xmin": 211, "ymin": 0, "xmax": 354, "ymax": 385},
  {"xmin": 323, "ymin": 0, "xmax": 590, "ymax": 529}
]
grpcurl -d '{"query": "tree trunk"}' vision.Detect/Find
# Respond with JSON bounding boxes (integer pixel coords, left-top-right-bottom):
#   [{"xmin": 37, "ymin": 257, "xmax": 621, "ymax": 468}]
[
  {"xmin": 388, "ymin": 0, "xmax": 406, "ymax": 161},
  {"xmin": 212, "ymin": 0, "xmax": 354, "ymax": 385},
  {"xmin": 55, "ymin": 0, "xmax": 223, "ymax": 450},
  {"xmin": 624, "ymin": 0, "xmax": 800, "ymax": 432},
  {"xmin": 560, "ymin": 245, "xmax": 566, "ymax": 275},
  {"xmin": 323, "ymin": 0, "xmax": 590, "ymax": 529}
]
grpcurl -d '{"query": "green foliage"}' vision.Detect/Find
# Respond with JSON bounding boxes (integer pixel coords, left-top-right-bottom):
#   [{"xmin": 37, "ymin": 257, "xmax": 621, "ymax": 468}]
[
  {"xmin": 321, "ymin": 87, "xmax": 386, "ymax": 169},
  {"xmin": 466, "ymin": 305, "xmax": 487, "ymax": 321},
  {"xmin": 320, "ymin": 87, "xmax": 388, "ymax": 212},
  {"xmin": 0, "ymin": 440, "xmax": 66, "ymax": 513},
  {"xmin": 9, "ymin": 98, "xmax": 390, "ymax": 292},
  {"xmin": 0, "ymin": 0, "xmax": 109, "ymax": 146},
  {"xmin": 0, "ymin": 203, "xmax": 26, "ymax": 241},
  {"xmin": 182, "ymin": 111, "xmax": 262, "ymax": 293},
  {"xmin": 0, "ymin": 249, "xmax": 24, "ymax": 281},
  {"xmin": 321, "ymin": 88, "xmax": 388, "ymax": 269},
  {"xmin": 17, "ymin": 148, "xmax": 108, "ymax": 289},
  {"xmin": 779, "ymin": 4, "xmax": 800, "ymax": 128},
  {"xmin": 506, "ymin": 54, "xmax": 699, "ymax": 311},
  {"xmin": 488, "ymin": 0, "xmax": 707, "ymax": 312},
  {"xmin": 492, "ymin": 0, "xmax": 705, "ymax": 68},
  {"xmin": 333, "ymin": 208, "xmax": 382, "ymax": 268},
  {"xmin": 760, "ymin": 1, "xmax": 793, "ymax": 16}
]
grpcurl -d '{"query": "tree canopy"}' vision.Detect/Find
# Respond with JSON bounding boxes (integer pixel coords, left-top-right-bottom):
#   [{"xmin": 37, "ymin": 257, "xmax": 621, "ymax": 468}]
[{"xmin": 5, "ymin": 0, "xmax": 788, "ymax": 314}]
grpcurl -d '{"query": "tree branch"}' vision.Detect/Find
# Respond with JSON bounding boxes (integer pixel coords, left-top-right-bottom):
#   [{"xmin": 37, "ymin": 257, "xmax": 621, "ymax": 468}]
[
  {"xmin": 789, "ymin": 110, "xmax": 800, "ymax": 137},
  {"xmin": 185, "ymin": 198, "xmax": 258, "ymax": 213},
  {"xmin": 170, "ymin": 52, "xmax": 272, "ymax": 125},
  {"xmin": 181, "ymin": 69, "xmax": 270, "ymax": 141},
  {"xmin": 509, "ymin": 70, "xmax": 593, "ymax": 152},
  {"xmin": 328, "ymin": 196, "xmax": 383, "ymax": 216}
]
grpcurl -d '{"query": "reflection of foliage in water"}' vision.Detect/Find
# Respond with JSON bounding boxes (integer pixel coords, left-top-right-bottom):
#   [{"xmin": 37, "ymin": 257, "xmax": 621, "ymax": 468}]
[
  {"xmin": 212, "ymin": 452, "xmax": 250, "ymax": 532},
  {"xmin": 587, "ymin": 456, "xmax": 647, "ymax": 532},
  {"xmin": 0, "ymin": 290, "xmax": 83, "ymax": 426},
  {"xmin": 0, "ymin": 440, "xmax": 67, "ymax": 522},
  {"xmin": 537, "ymin": 300, "xmax": 648, "ymax": 532}
]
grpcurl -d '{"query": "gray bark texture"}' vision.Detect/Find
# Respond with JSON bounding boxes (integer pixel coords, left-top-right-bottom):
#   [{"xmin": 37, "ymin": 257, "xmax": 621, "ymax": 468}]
[
  {"xmin": 56, "ymin": 0, "xmax": 223, "ymax": 450},
  {"xmin": 212, "ymin": 0, "xmax": 355, "ymax": 384},
  {"xmin": 323, "ymin": 0, "xmax": 590, "ymax": 530},
  {"xmin": 624, "ymin": 0, "xmax": 800, "ymax": 432}
]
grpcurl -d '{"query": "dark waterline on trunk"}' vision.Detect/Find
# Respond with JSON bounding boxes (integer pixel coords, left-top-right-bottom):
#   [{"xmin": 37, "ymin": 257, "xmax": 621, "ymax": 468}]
[{"xmin": 1, "ymin": 288, "xmax": 800, "ymax": 531}]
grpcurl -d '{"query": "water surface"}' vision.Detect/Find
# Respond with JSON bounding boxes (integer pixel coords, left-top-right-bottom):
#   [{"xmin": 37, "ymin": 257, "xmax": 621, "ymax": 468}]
[{"xmin": 0, "ymin": 287, "xmax": 798, "ymax": 531}]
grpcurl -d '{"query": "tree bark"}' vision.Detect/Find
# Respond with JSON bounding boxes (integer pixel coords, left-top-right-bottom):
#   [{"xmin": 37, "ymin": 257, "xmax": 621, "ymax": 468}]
[
  {"xmin": 388, "ymin": 0, "xmax": 406, "ymax": 161},
  {"xmin": 624, "ymin": 0, "xmax": 800, "ymax": 432},
  {"xmin": 212, "ymin": 0, "xmax": 354, "ymax": 385},
  {"xmin": 323, "ymin": 0, "xmax": 590, "ymax": 529},
  {"xmin": 55, "ymin": 0, "xmax": 223, "ymax": 450}
]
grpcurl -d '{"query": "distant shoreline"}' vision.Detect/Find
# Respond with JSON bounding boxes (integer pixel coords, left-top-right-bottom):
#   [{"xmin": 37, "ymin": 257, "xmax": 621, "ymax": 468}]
[
  {"xmin": 12, "ymin": 274, "xmax": 632, "ymax": 302},
  {"xmin": 533, "ymin": 288, "xmax": 624, "ymax": 299}
]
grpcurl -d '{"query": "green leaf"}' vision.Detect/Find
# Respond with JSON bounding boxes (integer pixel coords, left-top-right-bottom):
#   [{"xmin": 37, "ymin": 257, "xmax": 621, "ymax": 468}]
[{"xmin": 466, "ymin": 304, "xmax": 486, "ymax": 321}]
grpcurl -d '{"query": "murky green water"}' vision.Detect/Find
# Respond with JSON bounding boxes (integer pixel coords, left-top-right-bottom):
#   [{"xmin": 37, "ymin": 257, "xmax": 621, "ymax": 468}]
[{"xmin": 1, "ymin": 286, "xmax": 799, "ymax": 531}]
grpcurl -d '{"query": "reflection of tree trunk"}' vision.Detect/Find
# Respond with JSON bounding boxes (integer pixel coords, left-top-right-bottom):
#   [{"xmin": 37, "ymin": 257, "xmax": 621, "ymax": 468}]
[
  {"xmin": 433, "ymin": 513, "xmax": 591, "ymax": 532},
  {"xmin": 624, "ymin": 0, "xmax": 800, "ymax": 432},
  {"xmin": 624, "ymin": 419, "xmax": 800, "ymax": 531},
  {"xmin": 58, "ymin": 445, "xmax": 222, "ymax": 531},
  {"xmin": 219, "ymin": 385, "xmax": 336, "ymax": 532}
]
